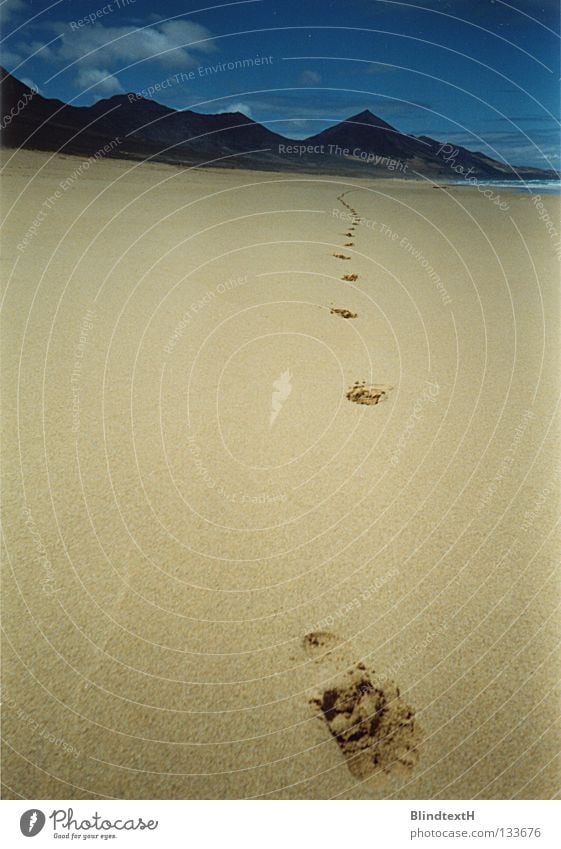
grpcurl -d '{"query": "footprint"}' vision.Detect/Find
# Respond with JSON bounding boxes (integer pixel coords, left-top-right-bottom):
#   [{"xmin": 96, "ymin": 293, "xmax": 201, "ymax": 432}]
[
  {"xmin": 342, "ymin": 273, "xmax": 358, "ymax": 281},
  {"xmin": 346, "ymin": 382, "xmax": 393, "ymax": 406},
  {"xmin": 344, "ymin": 242, "xmax": 355, "ymax": 247},
  {"xmin": 344, "ymin": 232, "xmax": 354, "ymax": 237},
  {"xmin": 333, "ymin": 254, "xmax": 352, "ymax": 260},
  {"xmin": 330, "ymin": 307, "xmax": 358, "ymax": 319},
  {"xmin": 304, "ymin": 630, "xmax": 343, "ymax": 659},
  {"xmin": 303, "ymin": 631, "xmax": 421, "ymax": 779}
]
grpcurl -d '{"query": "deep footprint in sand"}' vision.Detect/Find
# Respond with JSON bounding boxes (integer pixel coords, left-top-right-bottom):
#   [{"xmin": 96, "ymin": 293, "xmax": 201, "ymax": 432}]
[
  {"xmin": 346, "ymin": 382, "xmax": 393, "ymax": 406},
  {"xmin": 303, "ymin": 631, "xmax": 421, "ymax": 779},
  {"xmin": 333, "ymin": 253, "xmax": 352, "ymax": 260},
  {"xmin": 342, "ymin": 273, "xmax": 358, "ymax": 281},
  {"xmin": 330, "ymin": 307, "xmax": 358, "ymax": 319}
]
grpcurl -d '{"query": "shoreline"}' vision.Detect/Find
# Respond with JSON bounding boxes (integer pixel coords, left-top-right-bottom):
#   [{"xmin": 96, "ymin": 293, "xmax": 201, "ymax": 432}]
[{"xmin": 2, "ymin": 143, "xmax": 558, "ymax": 193}]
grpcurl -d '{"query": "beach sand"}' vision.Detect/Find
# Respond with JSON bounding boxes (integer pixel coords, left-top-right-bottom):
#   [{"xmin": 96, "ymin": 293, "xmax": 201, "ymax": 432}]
[{"xmin": 2, "ymin": 149, "xmax": 560, "ymax": 799}]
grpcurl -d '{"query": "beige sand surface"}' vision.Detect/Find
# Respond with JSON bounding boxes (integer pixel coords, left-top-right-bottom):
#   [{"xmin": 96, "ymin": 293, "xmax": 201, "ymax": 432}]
[{"xmin": 2, "ymin": 149, "xmax": 560, "ymax": 799}]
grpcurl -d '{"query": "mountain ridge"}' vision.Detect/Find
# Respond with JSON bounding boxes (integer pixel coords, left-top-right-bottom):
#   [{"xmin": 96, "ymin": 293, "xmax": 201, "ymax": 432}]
[{"xmin": 1, "ymin": 68, "xmax": 556, "ymax": 180}]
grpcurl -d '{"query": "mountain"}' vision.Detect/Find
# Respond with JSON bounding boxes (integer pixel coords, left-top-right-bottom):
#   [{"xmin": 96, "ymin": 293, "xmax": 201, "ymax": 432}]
[
  {"xmin": 416, "ymin": 135, "xmax": 546, "ymax": 178},
  {"xmin": 84, "ymin": 94, "xmax": 288, "ymax": 158},
  {"xmin": 0, "ymin": 69, "xmax": 287, "ymax": 165},
  {"xmin": 1, "ymin": 68, "xmax": 556, "ymax": 180},
  {"xmin": 306, "ymin": 109, "xmax": 429, "ymax": 160},
  {"xmin": 308, "ymin": 113, "xmax": 556, "ymax": 179}
]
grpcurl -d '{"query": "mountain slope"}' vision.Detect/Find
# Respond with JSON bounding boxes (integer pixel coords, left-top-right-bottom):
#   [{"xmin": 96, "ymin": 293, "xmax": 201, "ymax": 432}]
[
  {"xmin": 306, "ymin": 109, "xmax": 430, "ymax": 160},
  {"xmin": 1, "ymin": 68, "xmax": 556, "ymax": 179},
  {"xmin": 0, "ymin": 69, "xmax": 287, "ymax": 165}
]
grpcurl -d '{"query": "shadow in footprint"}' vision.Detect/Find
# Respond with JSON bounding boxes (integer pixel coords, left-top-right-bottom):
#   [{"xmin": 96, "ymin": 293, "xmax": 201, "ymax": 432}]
[{"xmin": 303, "ymin": 631, "xmax": 421, "ymax": 779}]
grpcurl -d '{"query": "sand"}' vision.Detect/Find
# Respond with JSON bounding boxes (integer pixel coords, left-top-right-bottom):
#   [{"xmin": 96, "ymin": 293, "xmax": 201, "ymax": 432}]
[{"xmin": 1, "ymin": 149, "xmax": 560, "ymax": 799}]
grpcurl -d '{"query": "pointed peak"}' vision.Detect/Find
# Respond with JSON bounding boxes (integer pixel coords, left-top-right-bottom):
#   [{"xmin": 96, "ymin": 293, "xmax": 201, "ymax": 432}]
[
  {"xmin": 349, "ymin": 109, "xmax": 378, "ymax": 122},
  {"xmin": 345, "ymin": 109, "xmax": 397, "ymax": 131}
]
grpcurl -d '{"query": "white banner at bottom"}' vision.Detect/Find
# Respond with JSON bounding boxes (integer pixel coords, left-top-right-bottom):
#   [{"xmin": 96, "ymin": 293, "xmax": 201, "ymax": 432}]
[{"xmin": 0, "ymin": 800, "xmax": 559, "ymax": 848}]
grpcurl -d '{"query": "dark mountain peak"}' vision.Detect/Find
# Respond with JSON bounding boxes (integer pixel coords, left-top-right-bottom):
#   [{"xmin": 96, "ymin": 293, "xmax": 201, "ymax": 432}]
[
  {"xmin": 106, "ymin": 93, "xmax": 162, "ymax": 108},
  {"xmin": 91, "ymin": 93, "xmax": 177, "ymax": 114},
  {"xmin": 306, "ymin": 107, "xmax": 422, "ymax": 160},
  {"xmin": 199, "ymin": 109, "xmax": 255, "ymax": 127},
  {"xmin": 345, "ymin": 109, "xmax": 397, "ymax": 131},
  {"xmin": 349, "ymin": 109, "xmax": 376, "ymax": 121}
]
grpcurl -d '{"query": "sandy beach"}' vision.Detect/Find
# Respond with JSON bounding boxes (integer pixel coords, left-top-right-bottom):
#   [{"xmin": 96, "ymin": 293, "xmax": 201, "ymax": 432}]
[{"xmin": 2, "ymin": 148, "xmax": 560, "ymax": 799}]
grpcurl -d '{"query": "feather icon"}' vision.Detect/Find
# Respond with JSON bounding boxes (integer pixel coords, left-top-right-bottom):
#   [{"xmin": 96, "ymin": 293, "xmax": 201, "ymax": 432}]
[{"xmin": 270, "ymin": 369, "xmax": 292, "ymax": 426}]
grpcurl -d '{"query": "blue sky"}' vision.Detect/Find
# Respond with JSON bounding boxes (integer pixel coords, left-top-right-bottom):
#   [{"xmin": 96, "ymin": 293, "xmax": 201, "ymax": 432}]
[{"xmin": 1, "ymin": 0, "xmax": 559, "ymax": 168}]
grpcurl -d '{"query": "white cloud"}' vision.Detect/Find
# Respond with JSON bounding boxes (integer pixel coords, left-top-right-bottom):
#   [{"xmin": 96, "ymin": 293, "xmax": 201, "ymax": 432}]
[
  {"xmin": 0, "ymin": 0, "xmax": 26, "ymax": 25},
  {"xmin": 1, "ymin": 48, "xmax": 23, "ymax": 67},
  {"xmin": 366, "ymin": 63, "xmax": 399, "ymax": 75},
  {"xmin": 54, "ymin": 20, "xmax": 215, "ymax": 71},
  {"xmin": 76, "ymin": 68, "xmax": 124, "ymax": 96},
  {"xmin": 9, "ymin": 18, "xmax": 217, "ymax": 93},
  {"xmin": 299, "ymin": 70, "xmax": 321, "ymax": 85},
  {"xmin": 20, "ymin": 76, "xmax": 39, "ymax": 93}
]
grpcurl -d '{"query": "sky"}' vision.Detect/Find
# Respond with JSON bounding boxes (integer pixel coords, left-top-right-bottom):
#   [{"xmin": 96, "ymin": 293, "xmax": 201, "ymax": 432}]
[{"xmin": 1, "ymin": 0, "xmax": 559, "ymax": 168}]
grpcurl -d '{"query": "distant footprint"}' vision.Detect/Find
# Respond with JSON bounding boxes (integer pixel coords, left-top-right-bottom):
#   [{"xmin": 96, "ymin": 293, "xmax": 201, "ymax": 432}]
[
  {"xmin": 342, "ymin": 273, "xmax": 358, "ymax": 281},
  {"xmin": 303, "ymin": 631, "xmax": 421, "ymax": 779},
  {"xmin": 333, "ymin": 253, "xmax": 352, "ymax": 260},
  {"xmin": 346, "ymin": 382, "xmax": 393, "ymax": 406},
  {"xmin": 304, "ymin": 631, "xmax": 343, "ymax": 658},
  {"xmin": 344, "ymin": 242, "xmax": 355, "ymax": 247},
  {"xmin": 330, "ymin": 307, "xmax": 358, "ymax": 319}
]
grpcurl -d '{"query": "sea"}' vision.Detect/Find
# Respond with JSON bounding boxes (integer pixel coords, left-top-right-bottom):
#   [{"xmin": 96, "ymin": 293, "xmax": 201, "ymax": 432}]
[{"xmin": 447, "ymin": 178, "xmax": 561, "ymax": 195}]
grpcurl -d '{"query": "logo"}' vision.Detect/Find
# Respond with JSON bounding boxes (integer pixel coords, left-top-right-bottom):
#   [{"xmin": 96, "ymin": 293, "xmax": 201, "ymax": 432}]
[
  {"xmin": 270, "ymin": 369, "xmax": 292, "ymax": 426},
  {"xmin": 20, "ymin": 810, "xmax": 46, "ymax": 837}
]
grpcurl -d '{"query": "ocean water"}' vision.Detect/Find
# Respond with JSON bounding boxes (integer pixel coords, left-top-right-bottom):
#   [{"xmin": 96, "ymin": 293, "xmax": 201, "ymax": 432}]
[{"xmin": 447, "ymin": 178, "xmax": 561, "ymax": 195}]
